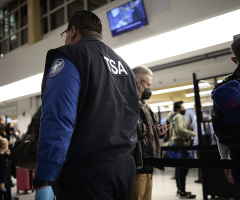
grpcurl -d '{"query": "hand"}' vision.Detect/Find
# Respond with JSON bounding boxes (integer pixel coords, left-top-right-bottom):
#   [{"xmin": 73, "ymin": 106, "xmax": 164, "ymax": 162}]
[
  {"xmin": 191, "ymin": 132, "xmax": 196, "ymax": 137},
  {"xmin": 224, "ymin": 169, "xmax": 234, "ymax": 184},
  {"xmin": 5, "ymin": 149, "xmax": 10, "ymax": 155},
  {"xmin": 35, "ymin": 186, "xmax": 54, "ymax": 200},
  {"xmin": 157, "ymin": 124, "xmax": 169, "ymax": 136},
  {"xmin": 0, "ymin": 183, "xmax": 5, "ymax": 192}
]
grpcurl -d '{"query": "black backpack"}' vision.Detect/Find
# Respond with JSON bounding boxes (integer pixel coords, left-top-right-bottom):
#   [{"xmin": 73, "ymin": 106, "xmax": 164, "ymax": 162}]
[{"xmin": 212, "ymin": 73, "xmax": 240, "ymax": 147}]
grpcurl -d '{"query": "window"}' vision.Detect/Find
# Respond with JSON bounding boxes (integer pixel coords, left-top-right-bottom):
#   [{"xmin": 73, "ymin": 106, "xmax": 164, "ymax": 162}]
[
  {"xmin": 0, "ymin": 40, "xmax": 8, "ymax": 54},
  {"xmin": 50, "ymin": 0, "xmax": 64, "ymax": 10},
  {"xmin": 41, "ymin": 0, "xmax": 112, "ymax": 35},
  {"xmin": 41, "ymin": 17, "xmax": 48, "ymax": 36},
  {"xmin": 21, "ymin": 28, "xmax": 28, "ymax": 45},
  {"xmin": 67, "ymin": 1, "xmax": 84, "ymax": 20},
  {"xmin": 9, "ymin": 0, "xmax": 18, "ymax": 12},
  {"xmin": 0, "ymin": 0, "xmax": 28, "ymax": 55},
  {"xmin": 21, "ymin": 5, "xmax": 27, "ymax": 27},
  {"xmin": 40, "ymin": 0, "xmax": 47, "ymax": 15},
  {"xmin": 10, "ymin": 34, "xmax": 19, "ymax": 51},
  {"xmin": 0, "ymin": 0, "xmax": 113, "ymax": 54},
  {"xmin": 0, "ymin": 18, "xmax": 8, "ymax": 40},
  {"xmin": 88, "ymin": 0, "xmax": 107, "ymax": 11},
  {"xmin": 9, "ymin": 11, "xmax": 19, "ymax": 35},
  {"xmin": 50, "ymin": 8, "xmax": 64, "ymax": 30},
  {"xmin": 20, "ymin": 0, "xmax": 27, "ymax": 4}
]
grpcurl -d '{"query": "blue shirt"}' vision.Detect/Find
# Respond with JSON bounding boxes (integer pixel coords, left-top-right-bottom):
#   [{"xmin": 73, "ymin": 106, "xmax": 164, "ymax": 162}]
[{"xmin": 35, "ymin": 53, "xmax": 81, "ymax": 181}]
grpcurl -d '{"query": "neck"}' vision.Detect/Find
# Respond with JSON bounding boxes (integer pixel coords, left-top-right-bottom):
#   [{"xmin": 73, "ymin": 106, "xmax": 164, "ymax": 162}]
[{"xmin": 0, "ymin": 150, "xmax": 5, "ymax": 154}]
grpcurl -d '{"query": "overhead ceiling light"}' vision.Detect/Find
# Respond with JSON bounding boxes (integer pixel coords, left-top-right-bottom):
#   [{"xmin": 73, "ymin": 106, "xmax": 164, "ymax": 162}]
[
  {"xmin": 150, "ymin": 101, "xmax": 212, "ymax": 113},
  {"xmin": 148, "ymin": 101, "xmax": 173, "ymax": 107},
  {"xmin": 185, "ymin": 90, "xmax": 212, "ymax": 97},
  {"xmin": 152, "ymin": 82, "xmax": 210, "ymax": 95},
  {"xmin": 114, "ymin": 9, "xmax": 240, "ymax": 67},
  {"xmin": 0, "ymin": 73, "xmax": 43, "ymax": 103}
]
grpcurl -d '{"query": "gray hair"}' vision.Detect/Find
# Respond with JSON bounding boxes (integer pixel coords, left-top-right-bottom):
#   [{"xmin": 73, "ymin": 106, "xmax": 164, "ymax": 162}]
[
  {"xmin": 0, "ymin": 115, "xmax": 6, "ymax": 123},
  {"xmin": 132, "ymin": 66, "xmax": 153, "ymax": 79}
]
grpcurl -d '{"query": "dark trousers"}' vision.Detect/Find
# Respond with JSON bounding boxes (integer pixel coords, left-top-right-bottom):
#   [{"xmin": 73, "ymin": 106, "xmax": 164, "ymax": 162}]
[
  {"xmin": 229, "ymin": 147, "xmax": 240, "ymax": 195},
  {"xmin": 56, "ymin": 154, "xmax": 136, "ymax": 200},
  {"xmin": 0, "ymin": 183, "xmax": 11, "ymax": 200},
  {"xmin": 175, "ymin": 167, "xmax": 189, "ymax": 192}
]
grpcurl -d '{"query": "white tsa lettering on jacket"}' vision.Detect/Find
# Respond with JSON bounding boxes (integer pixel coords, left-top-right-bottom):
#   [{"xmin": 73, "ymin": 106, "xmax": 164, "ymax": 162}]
[
  {"xmin": 103, "ymin": 56, "xmax": 128, "ymax": 76},
  {"xmin": 49, "ymin": 59, "xmax": 65, "ymax": 77}
]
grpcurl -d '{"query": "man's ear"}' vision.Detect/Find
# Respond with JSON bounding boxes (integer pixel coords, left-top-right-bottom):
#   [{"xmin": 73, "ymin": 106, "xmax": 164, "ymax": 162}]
[
  {"xmin": 231, "ymin": 56, "xmax": 238, "ymax": 64},
  {"xmin": 70, "ymin": 26, "xmax": 78, "ymax": 39},
  {"xmin": 136, "ymin": 78, "xmax": 141, "ymax": 85}
]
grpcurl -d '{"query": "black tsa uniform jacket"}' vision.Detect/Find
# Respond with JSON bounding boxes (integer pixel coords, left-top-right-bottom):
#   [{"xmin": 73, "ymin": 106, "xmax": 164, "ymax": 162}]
[{"xmin": 41, "ymin": 36, "xmax": 140, "ymax": 167}]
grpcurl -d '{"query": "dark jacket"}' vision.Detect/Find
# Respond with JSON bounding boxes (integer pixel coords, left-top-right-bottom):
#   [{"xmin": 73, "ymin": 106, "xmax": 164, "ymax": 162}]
[
  {"xmin": 41, "ymin": 36, "xmax": 140, "ymax": 167},
  {"xmin": 212, "ymin": 64, "xmax": 240, "ymax": 147},
  {"xmin": 136, "ymin": 101, "xmax": 160, "ymax": 174},
  {"xmin": 0, "ymin": 155, "xmax": 8, "ymax": 184}
]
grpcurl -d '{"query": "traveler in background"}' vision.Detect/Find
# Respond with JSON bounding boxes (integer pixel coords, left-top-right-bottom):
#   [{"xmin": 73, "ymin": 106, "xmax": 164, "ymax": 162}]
[
  {"xmin": 0, "ymin": 116, "xmax": 6, "ymax": 138},
  {"xmin": 192, "ymin": 105, "xmax": 204, "ymax": 184},
  {"xmin": 167, "ymin": 101, "xmax": 196, "ymax": 199},
  {"xmin": 211, "ymin": 36, "xmax": 240, "ymax": 195},
  {"xmin": 33, "ymin": 10, "xmax": 139, "ymax": 200},
  {"xmin": 0, "ymin": 137, "xmax": 11, "ymax": 200},
  {"xmin": 5, "ymin": 123, "xmax": 17, "ymax": 187},
  {"xmin": 5, "ymin": 123, "xmax": 18, "ymax": 148},
  {"xmin": 131, "ymin": 66, "xmax": 168, "ymax": 200}
]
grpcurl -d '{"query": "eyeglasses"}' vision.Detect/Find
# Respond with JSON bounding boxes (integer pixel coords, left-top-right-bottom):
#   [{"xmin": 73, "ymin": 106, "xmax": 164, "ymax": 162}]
[
  {"xmin": 60, "ymin": 28, "xmax": 70, "ymax": 38},
  {"xmin": 140, "ymin": 79, "xmax": 151, "ymax": 87},
  {"xmin": 60, "ymin": 27, "xmax": 78, "ymax": 39}
]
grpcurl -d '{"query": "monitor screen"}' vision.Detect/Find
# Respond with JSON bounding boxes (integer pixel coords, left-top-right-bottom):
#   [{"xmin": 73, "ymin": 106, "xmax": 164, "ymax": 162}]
[
  {"xmin": 6, "ymin": 117, "xmax": 11, "ymax": 123},
  {"xmin": 107, "ymin": 0, "xmax": 148, "ymax": 37}
]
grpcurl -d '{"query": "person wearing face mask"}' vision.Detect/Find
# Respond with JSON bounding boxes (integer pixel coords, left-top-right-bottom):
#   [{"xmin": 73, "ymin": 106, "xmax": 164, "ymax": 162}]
[
  {"xmin": 5, "ymin": 123, "xmax": 16, "ymax": 188},
  {"xmin": 0, "ymin": 116, "xmax": 7, "ymax": 139},
  {"xmin": 5, "ymin": 123, "xmax": 16, "ymax": 147},
  {"xmin": 167, "ymin": 101, "xmax": 196, "ymax": 199},
  {"xmin": 33, "ymin": 10, "xmax": 139, "ymax": 200},
  {"xmin": 131, "ymin": 66, "xmax": 168, "ymax": 200}
]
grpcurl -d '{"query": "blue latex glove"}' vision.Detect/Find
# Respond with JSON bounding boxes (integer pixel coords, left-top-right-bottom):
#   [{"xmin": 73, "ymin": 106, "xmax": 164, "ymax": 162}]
[{"xmin": 35, "ymin": 186, "xmax": 54, "ymax": 200}]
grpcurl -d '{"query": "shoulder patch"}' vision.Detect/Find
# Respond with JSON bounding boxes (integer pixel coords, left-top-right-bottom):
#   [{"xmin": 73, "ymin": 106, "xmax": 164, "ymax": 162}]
[{"xmin": 49, "ymin": 59, "xmax": 65, "ymax": 77}]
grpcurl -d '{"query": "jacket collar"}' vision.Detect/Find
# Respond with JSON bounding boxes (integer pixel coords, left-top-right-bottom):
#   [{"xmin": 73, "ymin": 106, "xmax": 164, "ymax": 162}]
[
  {"xmin": 233, "ymin": 64, "xmax": 240, "ymax": 74},
  {"xmin": 77, "ymin": 36, "xmax": 102, "ymax": 44}
]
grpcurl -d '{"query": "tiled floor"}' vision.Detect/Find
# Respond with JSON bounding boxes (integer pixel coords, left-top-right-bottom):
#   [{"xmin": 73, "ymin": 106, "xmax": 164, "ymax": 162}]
[
  {"xmin": 10, "ymin": 167, "xmax": 238, "ymax": 200},
  {"xmin": 152, "ymin": 167, "xmax": 203, "ymax": 200}
]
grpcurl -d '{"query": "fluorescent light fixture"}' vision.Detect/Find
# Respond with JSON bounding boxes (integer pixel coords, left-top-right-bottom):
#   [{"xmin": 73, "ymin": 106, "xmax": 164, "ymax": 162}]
[
  {"xmin": 150, "ymin": 105, "xmax": 173, "ymax": 113},
  {"xmin": 11, "ymin": 119, "xmax": 18, "ymax": 123},
  {"xmin": 114, "ymin": 9, "xmax": 240, "ymax": 67},
  {"xmin": 184, "ymin": 102, "xmax": 195, "ymax": 109},
  {"xmin": 152, "ymin": 82, "xmax": 210, "ymax": 95},
  {"xmin": 150, "ymin": 101, "xmax": 213, "ymax": 113},
  {"xmin": 0, "ymin": 73, "xmax": 43, "ymax": 103},
  {"xmin": 202, "ymin": 102, "xmax": 214, "ymax": 107},
  {"xmin": 185, "ymin": 90, "xmax": 212, "ymax": 97},
  {"xmin": 148, "ymin": 101, "xmax": 173, "ymax": 107}
]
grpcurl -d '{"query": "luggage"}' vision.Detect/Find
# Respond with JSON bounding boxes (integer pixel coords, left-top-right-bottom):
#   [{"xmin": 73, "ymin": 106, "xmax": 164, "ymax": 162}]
[{"xmin": 16, "ymin": 167, "xmax": 34, "ymax": 194}]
